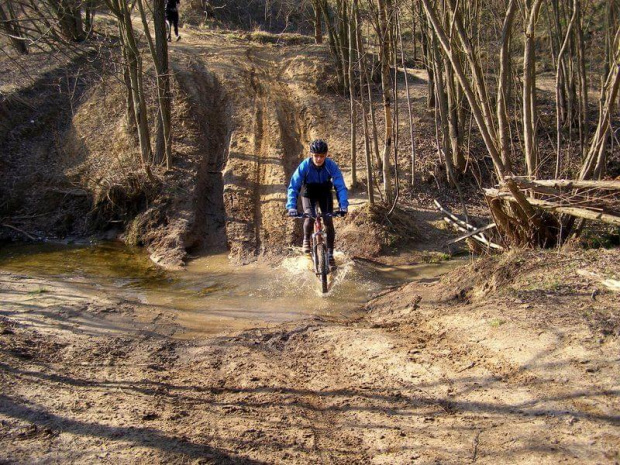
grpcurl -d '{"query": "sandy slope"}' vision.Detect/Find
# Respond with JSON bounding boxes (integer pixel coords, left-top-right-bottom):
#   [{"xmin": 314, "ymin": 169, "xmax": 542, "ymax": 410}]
[{"xmin": 166, "ymin": 29, "xmax": 353, "ymax": 264}]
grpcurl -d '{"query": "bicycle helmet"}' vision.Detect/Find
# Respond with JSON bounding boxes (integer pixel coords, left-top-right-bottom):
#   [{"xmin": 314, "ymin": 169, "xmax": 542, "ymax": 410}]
[{"xmin": 310, "ymin": 139, "xmax": 328, "ymax": 154}]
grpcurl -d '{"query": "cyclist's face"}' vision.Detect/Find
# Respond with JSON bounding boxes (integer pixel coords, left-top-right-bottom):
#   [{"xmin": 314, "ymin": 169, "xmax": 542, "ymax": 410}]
[{"xmin": 312, "ymin": 152, "xmax": 327, "ymax": 166}]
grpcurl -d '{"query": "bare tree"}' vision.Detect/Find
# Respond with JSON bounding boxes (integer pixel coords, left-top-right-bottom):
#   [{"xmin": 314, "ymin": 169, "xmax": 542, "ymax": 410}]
[
  {"xmin": 579, "ymin": 29, "xmax": 620, "ymax": 180},
  {"xmin": 575, "ymin": 0, "xmax": 588, "ymax": 158},
  {"xmin": 105, "ymin": 0, "xmax": 153, "ymax": 167},
  {"xmin": 420, "ymin": 0, "xmax": 507, "ymax": 179},
  {"xmin": 319, "ymin": 0, "xmax": 349, "ymax": 91},
  {"xmin": 396, "ymin": 5, "xmax": 416, "ymax": 188},
  {"xmin": 348, "ymin": 0, "xmax": 357, "ymax": 186},
  {"xmin": 497, "ymin": 0, "xmax": 518, "ymax": 172},
  {"xmin": 354, "ymin": 0, "xmax": 374, "ymax": 204},
  {"xmin": 377, "ymin": 0, "xmax": 393, "ymax": 202},
  {"xmin": 522, "ymin": 0, "xmax": 544, "ymax": 178},
  {"xmin": 47, "ymin": 0, "xmax": 85, "ymax": 41},
  {"xmin": 554, "ymin": 0, "xmax": 578, "ymax": 178},
  {"xmin": 137, "ymin": 0, "xmax": 172, "ymax": 168},
  {"xmin": 312, "ymin": 0, "xmax": 323, "ymax": 43}
]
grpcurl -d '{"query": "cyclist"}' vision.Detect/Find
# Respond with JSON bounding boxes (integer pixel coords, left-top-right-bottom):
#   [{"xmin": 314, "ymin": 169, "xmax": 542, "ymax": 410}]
[
  {"xmin": 165, "ymin": 0, "xmax": 181, "ymax": 42},
  {"xmin": 287, "ymin": 139, "xmax": 348, "ymax": 267}
]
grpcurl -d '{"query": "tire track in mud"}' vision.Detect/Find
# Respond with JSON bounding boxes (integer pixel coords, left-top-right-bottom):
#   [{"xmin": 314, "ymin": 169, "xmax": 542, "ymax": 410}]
[
  {"xmin": 249, "ymin": 64, "xmax": 266, "ymax": 253},
  {"xmin": 168, "ymin": 35, "xmax": 331, "ymax": 261},
  {"xmin": 164, "ymin": 37, "xmax": 305, "ymax": 261},
  {"xmin": 224, "ymin": 47, "xmax": 306, "ymax": 261},
  {"xmin": 168, "ymin": 55, "xmax": 232, "ymax": 253}
]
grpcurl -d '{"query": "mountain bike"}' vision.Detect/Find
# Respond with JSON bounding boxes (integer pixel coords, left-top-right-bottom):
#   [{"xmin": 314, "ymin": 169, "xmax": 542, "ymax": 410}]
[{"xmin": 291, "ymin": 210, "xmax": 345, "ymax": 293}]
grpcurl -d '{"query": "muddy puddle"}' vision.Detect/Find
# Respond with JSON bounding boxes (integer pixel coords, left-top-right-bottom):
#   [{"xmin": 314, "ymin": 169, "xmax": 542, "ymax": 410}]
[{"xmin": 0, "ymin": 242, "xmax": 465, "ymax": 337}]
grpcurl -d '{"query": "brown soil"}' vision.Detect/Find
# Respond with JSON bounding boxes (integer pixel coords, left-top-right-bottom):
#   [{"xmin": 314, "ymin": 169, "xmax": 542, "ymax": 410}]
[
  {"xmin": 1, "ymin": 23, "xmax": 619, "ymax": 465},
  {"xmin": 1, "ymin": 247, "xmax": 618, "ymax": 463}
]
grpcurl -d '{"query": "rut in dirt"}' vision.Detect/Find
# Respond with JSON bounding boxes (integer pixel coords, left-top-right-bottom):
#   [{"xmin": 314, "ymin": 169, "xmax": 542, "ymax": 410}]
[
  {"xmin": 173, "ymin": 60, "xmax": 231, "ymax": 253},
  {"xmin": 173, "ymin": 42, "xmax": 314, "ymax": 261}
]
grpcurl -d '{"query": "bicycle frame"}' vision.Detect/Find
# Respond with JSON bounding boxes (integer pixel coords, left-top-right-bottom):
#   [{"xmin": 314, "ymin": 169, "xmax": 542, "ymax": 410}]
[
  {"xmin": 311, "ymin": 215, "xmax": 329, "ymax": 277},
  {"xmin": 291, "ymin": 211, "xmax": 344, "ymax": 293}
]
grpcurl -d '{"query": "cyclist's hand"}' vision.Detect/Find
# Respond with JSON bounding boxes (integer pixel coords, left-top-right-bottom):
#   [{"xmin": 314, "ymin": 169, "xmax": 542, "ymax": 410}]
[{"xmin": 288, "ymin": 209, "xmax": 298, "ymax": 217}]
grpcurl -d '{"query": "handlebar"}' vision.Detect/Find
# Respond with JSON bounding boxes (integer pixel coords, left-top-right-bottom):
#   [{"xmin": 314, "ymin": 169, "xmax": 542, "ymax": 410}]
[{"xmin": 289, "ymin": 211, "xmax": 347, "ymax": 219}]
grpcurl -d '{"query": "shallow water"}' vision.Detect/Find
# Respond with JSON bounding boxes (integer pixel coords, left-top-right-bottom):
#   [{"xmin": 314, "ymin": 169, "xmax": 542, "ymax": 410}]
[{"xmin": 0, "ymin": 242, "xmax": 464, "ymax": 337}]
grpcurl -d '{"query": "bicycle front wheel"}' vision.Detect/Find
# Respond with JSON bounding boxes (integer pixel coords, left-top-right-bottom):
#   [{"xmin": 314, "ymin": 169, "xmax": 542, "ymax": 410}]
[{"xmin": 316, "ymin": 243, "xmax": 328, "ymax": 293}]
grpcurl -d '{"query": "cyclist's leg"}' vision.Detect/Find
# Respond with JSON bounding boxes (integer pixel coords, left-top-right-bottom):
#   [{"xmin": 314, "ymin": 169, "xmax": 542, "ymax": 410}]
[
  {"xmin": 301, "ymin": 196, "xmax": 316, "ymax": 253},
  {"xmin": 173, "ymin": 12, "xmax": 179, "ymax": 37},
  {"xmin": 317, "ymin": 193, "xmax": 336, "ymax": 267},
  {"xmin": 318, "ymin": 193, "xmax": 335, "ymax": 250}
]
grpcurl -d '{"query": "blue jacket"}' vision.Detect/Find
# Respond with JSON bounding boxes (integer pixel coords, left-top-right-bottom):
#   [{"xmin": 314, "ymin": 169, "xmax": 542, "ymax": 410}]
[{"xmin": 286, "ymin": 158, "xmax": 349, "ymax": 210}]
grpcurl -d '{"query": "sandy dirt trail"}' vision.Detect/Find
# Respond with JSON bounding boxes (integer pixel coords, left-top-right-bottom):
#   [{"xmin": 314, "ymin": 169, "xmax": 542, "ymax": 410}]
[
  {"xmin": 1, "ymin": 248, "xmax": 619, "ymax": 464},
  {"xmin": 170, "ymin": 30, "xmax": 348, "ymax": 262}
]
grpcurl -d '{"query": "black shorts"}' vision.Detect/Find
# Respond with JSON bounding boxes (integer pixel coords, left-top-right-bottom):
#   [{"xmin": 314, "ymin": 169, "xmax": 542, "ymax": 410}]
[{"xmin": 165, "ymin": 10, "xmax": 178, "ymax": 23}]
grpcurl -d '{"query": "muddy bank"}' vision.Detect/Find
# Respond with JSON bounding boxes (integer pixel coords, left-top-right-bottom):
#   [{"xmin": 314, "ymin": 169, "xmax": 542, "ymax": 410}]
[{"xmin": 1, "ymin": 248, "xmax": 618, "ymax": 463}]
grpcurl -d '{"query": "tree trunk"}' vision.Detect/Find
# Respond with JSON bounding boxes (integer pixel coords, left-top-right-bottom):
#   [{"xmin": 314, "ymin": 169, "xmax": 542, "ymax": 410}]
[
  {"xmin": 445, "ymin": 63, "xmax": 464, "ymax": 172},
  {"xmin": 337, "ymin": 0, "xmax": 350, "ymax": 93},
  {"xmin": 420, "ymin": 13, "xmax": 435, "ymax": 108},
  {"xmin": 47, "ymin": 0, "xmax": 85, "ymax": 42},
  {"xmin": 312, "ymin": 0, "xmax": 322, "ymax": 44},
  {"xmin": 154, "ymin": 0, "xmax": 173, "ymax": 169},
  {"xmin": 554, "ymin": 0, "xmax": 578, "ymax": 178},
  {"xmin": 445, "ymin": 0, "xmax": 497, "ymax": 145},
  {"xmin": 523, "ymin": 0, "xmax": 544, "ymax": 178},
  {"xmin": 348, "ymin": 0, "xmax": 357, "ymax": 186},
  {"xmin": 84, "ymin": 0, "xmax": 96, "ymax": 37},
  {"xmin": 579, "ymin": 47, "xmax": 620, "ymax": 180},
  {"xmin": 550, "ymin": 0, "xmax": 568, "ymax": 125},
  {"xmin": 432, "ymin": 33, "xmax": 456, "ymax": 185},
  {"xmin": 377, "ymin": 0, "xmax": 393, "ymax": 203},
  {"xmin": 138, "ymin": 0, "xmax": 172, "ymax": 168},
  {"xmin": 109, "ymin": 0, "xmax": 153, "ymax": 166},
  {"xmin": 397, "ymin": 5, "xmax": 416, "ymax": 188},
  {"xmin": 366, "ymin": 65, "xmax": 383, "ymax": 174},
  {"xmin": 497, "ymin": 0, "xmax": 517, "ymax": 172},
  {"xmin": 575, "ymin": 0, "xmax": 588, "ymax": 159},
  {"xmin": 355, "ymin": 0, "xmax": 374, "ymax": 204},
  {"xmin": 119, "ymin": 22, "xmax": 137, "ymax": 133},
  {"xmin": 320, "ymin": 0, "xmax": 346, "ymax": 91},
  {"xmin": 420, "ymin": 0, "xmax": 506, "ymax": 180}
]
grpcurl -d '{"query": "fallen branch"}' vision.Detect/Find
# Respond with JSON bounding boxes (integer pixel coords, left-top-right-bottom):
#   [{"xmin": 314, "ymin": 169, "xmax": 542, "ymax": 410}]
[
  {"xmin": 1, "ymin": 223, "xmax": 39, "ymax": 241},
  {"xmin": 442, "ymin": 217, "xmax": 504, "ymax": 250},
  {"xmin": 434, "ymin": 200, "xmax": 504, "ymax": 250},
  {"xmin": 447, "ymin": 223, "xmax": 497, "ymax": 245},
  {"xmin": 576, "ymin": 270, "xmax": 620, "ymax": 292},
  {"xmin": 485, "ymin": 189, "xmax": 620, "ymax": 227},
  {"xmin": 434, "ymin": 200, "xmax": 477, "ymax": 232},
  {"xmin": 44, "ymin": 187, "xmax": 89, "ymax": 197},
  {"xmin": 506, "ymin": 177, "xmax": 620, "ymax": 190}
]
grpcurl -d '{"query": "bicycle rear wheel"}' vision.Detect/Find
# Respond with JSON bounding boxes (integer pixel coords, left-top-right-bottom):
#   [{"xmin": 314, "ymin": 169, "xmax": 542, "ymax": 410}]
[{"xmin": 316, "ymin": 243, "xmax": 328, "ymax": 293}]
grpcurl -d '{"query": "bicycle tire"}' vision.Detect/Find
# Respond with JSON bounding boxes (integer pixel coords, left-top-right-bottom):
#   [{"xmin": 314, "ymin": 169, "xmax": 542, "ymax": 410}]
[{"xmin": 316, "ymin": 243, "xmax": 328, "ymax": 293}]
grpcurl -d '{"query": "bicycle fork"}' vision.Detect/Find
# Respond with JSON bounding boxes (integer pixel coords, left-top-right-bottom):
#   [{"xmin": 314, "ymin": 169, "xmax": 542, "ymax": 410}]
[{"xmin": 312, "ymin": 231, "xmax": 328, "ymax": 276}]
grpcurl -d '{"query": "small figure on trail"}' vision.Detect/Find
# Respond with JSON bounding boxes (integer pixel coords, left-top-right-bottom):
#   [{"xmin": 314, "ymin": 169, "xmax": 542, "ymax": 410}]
[
  {"xmin": 165, "ymin": 0, "xmax": 181, "ymax": 42},
  {"xmin": 286, "ymin": 139, "xmax": 349, "ymax": 268}
]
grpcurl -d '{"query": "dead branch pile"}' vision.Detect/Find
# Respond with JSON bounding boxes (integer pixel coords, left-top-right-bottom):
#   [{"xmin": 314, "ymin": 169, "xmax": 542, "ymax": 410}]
[
  {"xmin": 433, "ymin": 200, "xmax": 504, "ymax": 252},
  {"xmin": 484, "ymin": 177, "xmax": 620, "ymax": 247}
]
